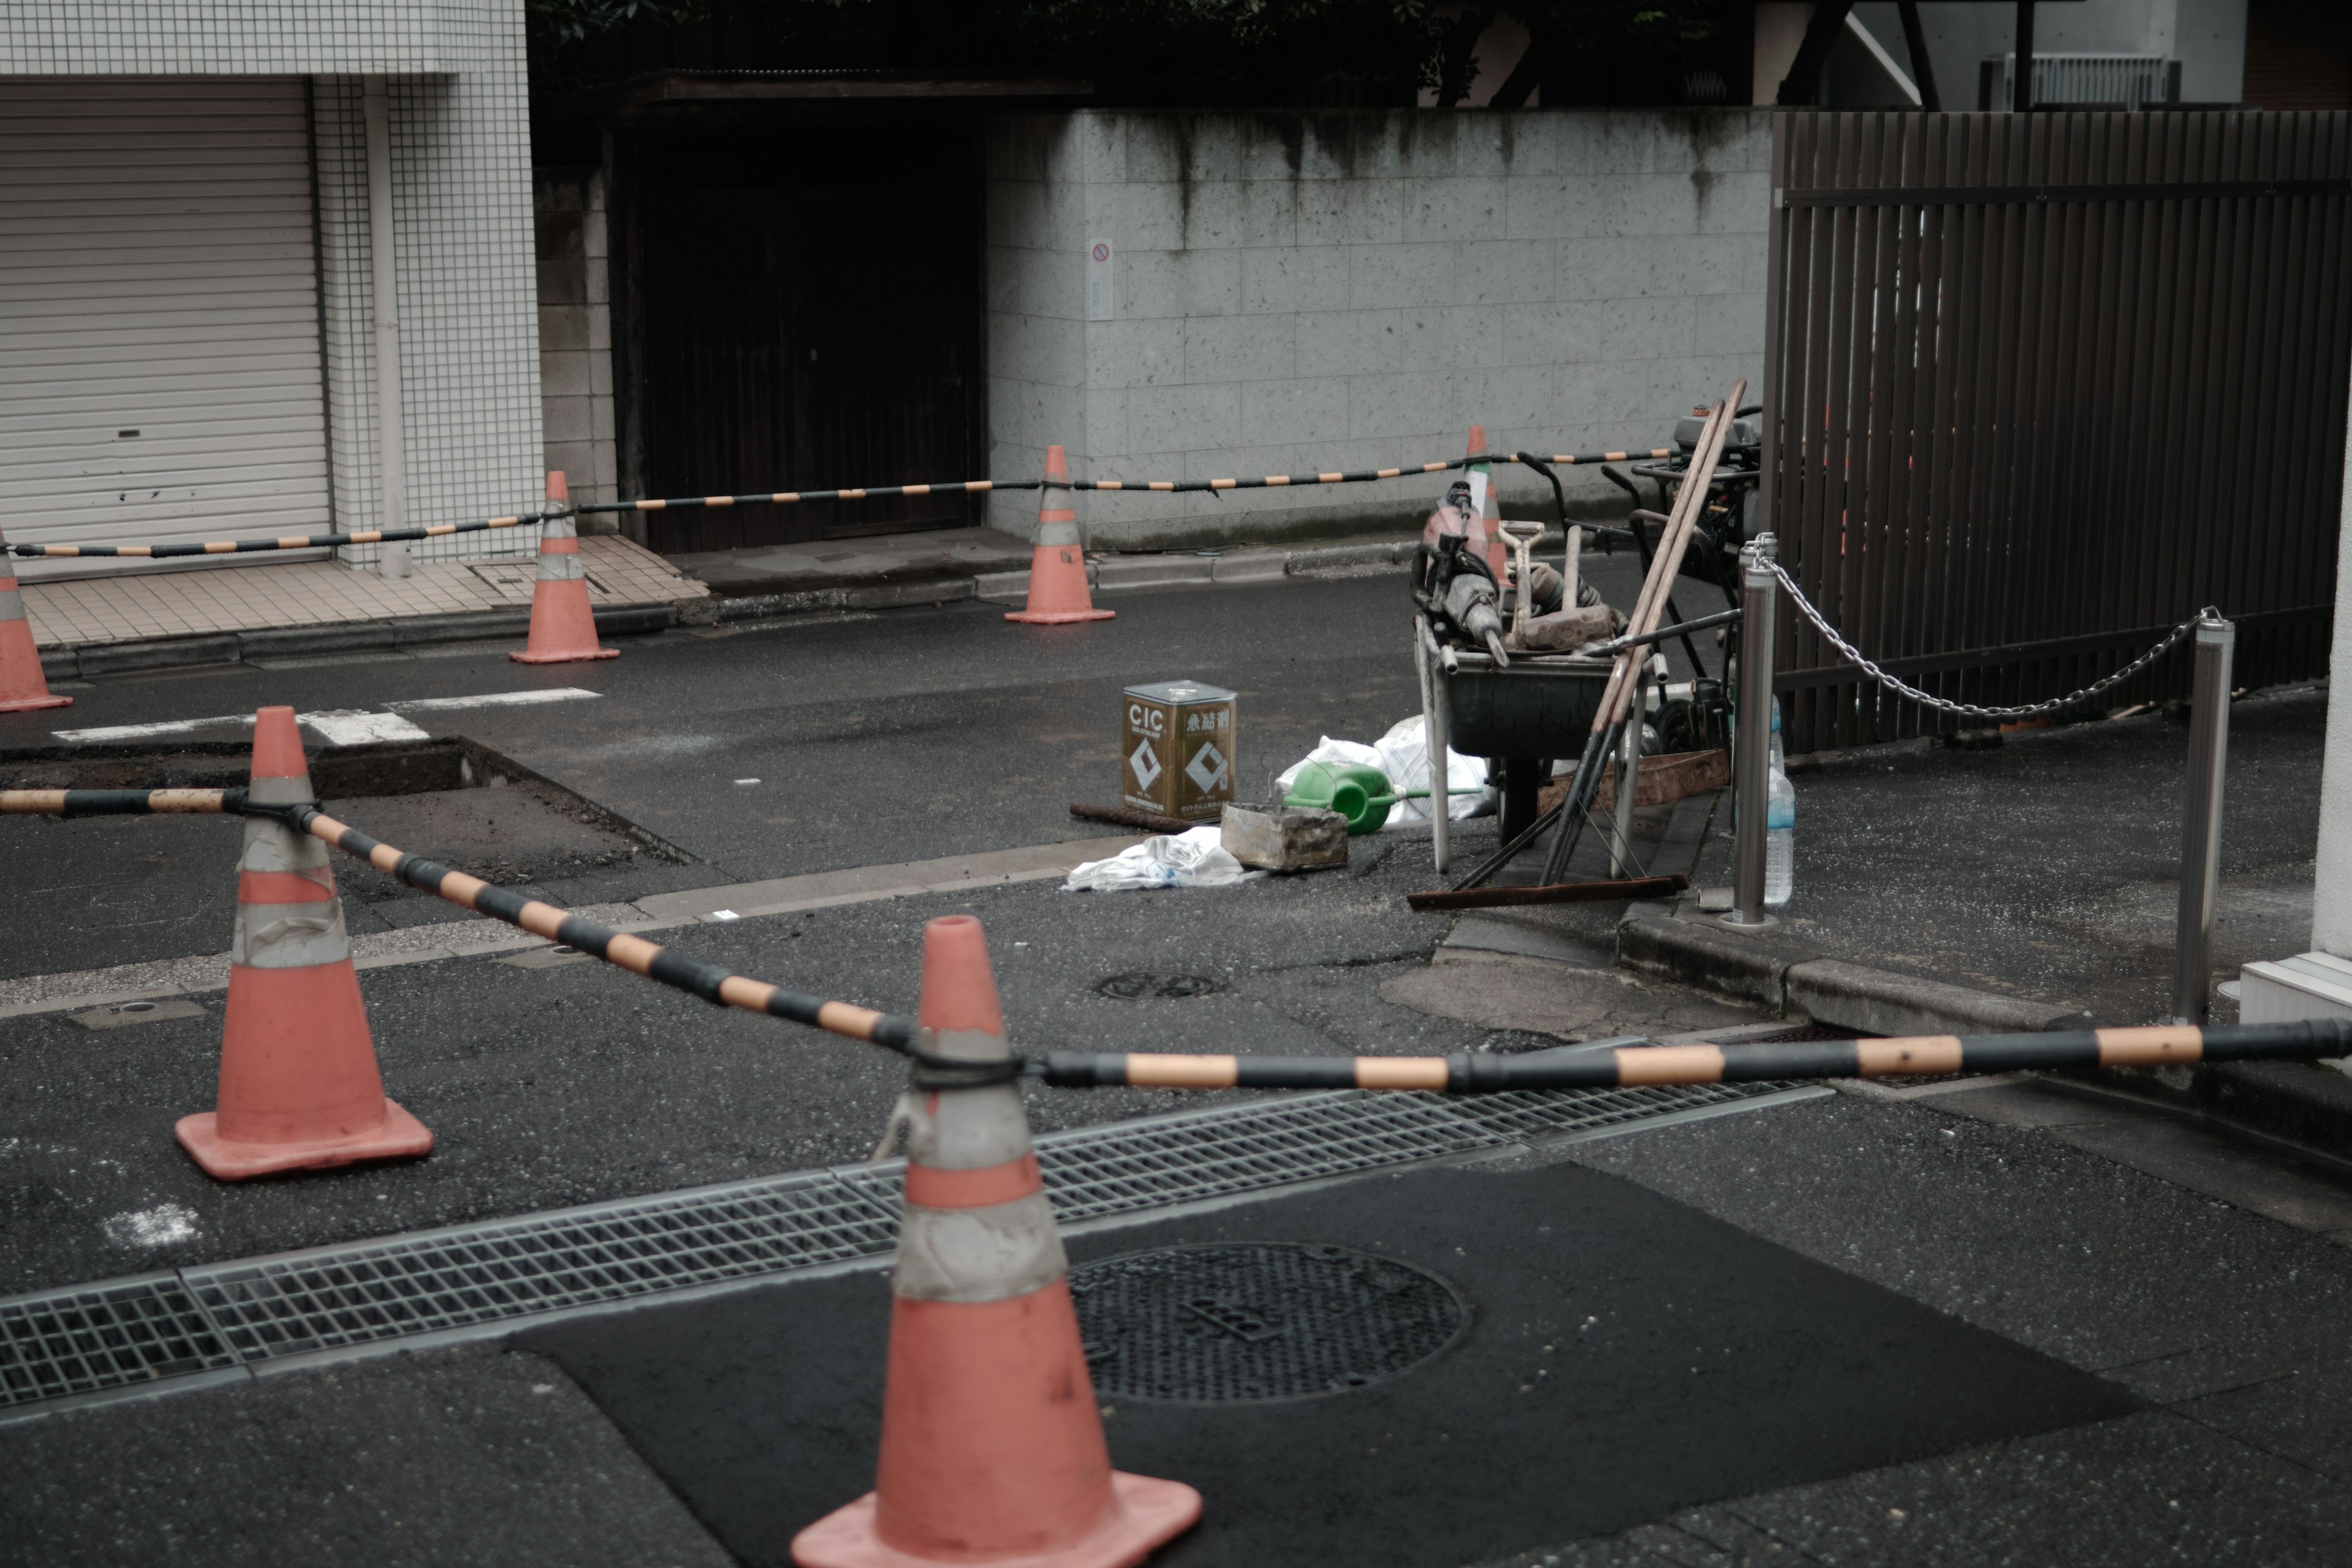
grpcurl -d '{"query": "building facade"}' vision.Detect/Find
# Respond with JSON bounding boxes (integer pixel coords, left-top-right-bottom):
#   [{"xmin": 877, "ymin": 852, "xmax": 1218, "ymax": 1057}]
[{"xmin": 1, "ymin": 1, "xmax": 544, "ymax": 578}]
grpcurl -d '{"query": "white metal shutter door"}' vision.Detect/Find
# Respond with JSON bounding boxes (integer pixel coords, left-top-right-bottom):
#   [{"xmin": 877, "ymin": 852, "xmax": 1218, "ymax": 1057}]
[{"xmin": 0, "ymin": 77, "xmax": 331, "ymax": 573}]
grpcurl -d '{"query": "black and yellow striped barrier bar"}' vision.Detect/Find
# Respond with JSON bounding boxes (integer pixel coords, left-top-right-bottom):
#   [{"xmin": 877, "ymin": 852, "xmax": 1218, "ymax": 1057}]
[
  {"xmin": 1, "ymin": 788, "xmax": 246, "ymax": 816},
  {"xmin": 268, "ymin": 801, "xmax": 916, "ymax": 1051},
  {"xmin": 568, "ymin": 450, "xmax": 1689, "ymax": 514},
  {"xmin": 10, "ymin": 513, "xmax": 556, "ymax": 560},
  {"xmin": 576, "ymin": 480, "xmax": 1034, "ymax": 514},
  {"xmin": 1037, "ymin": 1021, "xmax": 2352, "ymax": 1091}
]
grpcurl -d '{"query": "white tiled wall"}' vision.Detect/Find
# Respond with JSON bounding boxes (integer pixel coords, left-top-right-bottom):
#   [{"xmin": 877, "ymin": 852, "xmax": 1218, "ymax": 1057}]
[
  {"xmin": 986, "ymin": 109, "xmax": 1770, "ymax": 551},
  {"xmin": 1, "ymin": 2, "xmax": 488, "ymax": 73},
  {"xmin": 7, "ymin": 2, "xmax": 543, "ymax": 567}
]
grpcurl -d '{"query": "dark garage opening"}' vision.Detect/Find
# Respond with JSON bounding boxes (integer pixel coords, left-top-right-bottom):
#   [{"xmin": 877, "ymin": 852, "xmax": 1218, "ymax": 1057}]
[{"xmin": 619, "ymin": 120, "xmax": 985, "ymax": 553}]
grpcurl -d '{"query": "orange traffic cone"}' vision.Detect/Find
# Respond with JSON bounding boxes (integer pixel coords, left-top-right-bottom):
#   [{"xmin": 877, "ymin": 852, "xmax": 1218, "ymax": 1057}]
[
  {"xmin": 0, "ymin": 524, "xmax": 69, "ymax": 712},
  {"xmin": 174, "ymin": 707, "xmax": 433, "ymax": 1180},
  {"xmin": 793, "ymin": 915, "xmax": 1200, "ymax": 1568},
  {"xmin": 1005, "ymin": 446, "xmax": 1114, "ymax": 625},
  {"xmin": 511, "ymin": 471, "xmax": 617, "ymax": 664}
]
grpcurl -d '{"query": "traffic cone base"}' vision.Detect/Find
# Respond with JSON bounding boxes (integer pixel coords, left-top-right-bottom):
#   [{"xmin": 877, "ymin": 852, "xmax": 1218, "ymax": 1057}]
[
  {"xmin": 1004, "ymin": 543, "xmax": 1115, "ymax": 625},
  {"xmin": 175, "ymin": 1099, "xmax": 432, "ymax": 1181},
  {"xmin": 794, "ymin": 1472, "xmax": 1200, "ymax": 1568},
  {"xmin": 0, "ymin": 573, "xmax": 69, "ymax": 711}
]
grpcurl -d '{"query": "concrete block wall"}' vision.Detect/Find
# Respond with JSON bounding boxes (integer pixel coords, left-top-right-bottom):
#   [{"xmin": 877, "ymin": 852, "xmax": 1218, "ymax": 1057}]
[
  {"xmin": 985, "ymin": 108, "xmax": 1770, "ymax": 551},
  {"xmin": 535, "ymin": 168, "xmax": 618, "ymax": 517}
]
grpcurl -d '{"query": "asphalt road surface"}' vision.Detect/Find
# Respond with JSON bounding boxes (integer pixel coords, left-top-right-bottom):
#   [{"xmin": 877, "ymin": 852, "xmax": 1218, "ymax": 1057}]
[{"xmin": 6, "ymin": 567, "xmax": 2352, "ymax": 1567}]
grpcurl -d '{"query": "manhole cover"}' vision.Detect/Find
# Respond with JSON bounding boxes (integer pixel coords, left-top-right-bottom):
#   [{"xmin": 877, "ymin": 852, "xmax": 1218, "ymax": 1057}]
[
  {"xmin": 1095, "ymin": 972, "xmax": 1222, "ymax": 1000},
  {"xmin": 1069, "ymin": 1243, "xmax": 1467, "ymax": 1402}
]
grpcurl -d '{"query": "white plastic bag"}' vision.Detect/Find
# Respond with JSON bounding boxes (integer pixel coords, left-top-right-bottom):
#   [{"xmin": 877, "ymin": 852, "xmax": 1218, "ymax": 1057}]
[
  {"xmin": 1274, "ymin": 723, "xmax": 1493, "ymax": 829},
  {"xmin": 1063, "ymin": 826, "xmax": 1252, "ymax": 892}
]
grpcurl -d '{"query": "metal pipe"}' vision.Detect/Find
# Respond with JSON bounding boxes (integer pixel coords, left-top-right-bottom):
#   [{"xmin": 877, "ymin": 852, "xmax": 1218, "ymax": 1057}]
[
  {"xmin": 1610, "ymin": 708, "xmax": 1639, "ymax": 878},
  {"xmin": 2172, "ymin": 614, "xmax": 2236, "ymax": 1024},
  {"xmin": 1425, "ymin": 618, "xmax": 1451, "ymax": 875},
  {"xmin": 363, "ymin": 77, "xmax": 407, "ymax": 535},
  {"xmin": 2013, "ymin": 0, "xmax": 2035, "ymax": 112},
  {"xmin": 1726, "ymin": 535, "xmax": 1779, "ymax": 929}
]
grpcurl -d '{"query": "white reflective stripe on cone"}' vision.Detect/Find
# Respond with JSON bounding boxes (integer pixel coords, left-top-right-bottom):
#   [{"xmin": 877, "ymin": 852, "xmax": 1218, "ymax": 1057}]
[
  {"xmin": 905, "ymin": 1027, "xmax": 1035, "ymax": 1170},
  {"xmin": 541, "ymin": 517, "xmax": 579, "ymax": 543},
  {"xmin": 537, "ymin": 553, "xmax": 586, "ymax": 582},
  {"xmin": 0, "ymin": 589, "xmax": 25, "ymax": 624},
  {"xmin": 892, "ymin": 1193, "xmax": 1069, "ymax": 1305},
  {"xmin": 231, "ymin": 899, "xmax": 352, "ymax": 968},
  {"xmin": 1036, "ymin": 516, "xmax": 1082, "ymax": 549}
]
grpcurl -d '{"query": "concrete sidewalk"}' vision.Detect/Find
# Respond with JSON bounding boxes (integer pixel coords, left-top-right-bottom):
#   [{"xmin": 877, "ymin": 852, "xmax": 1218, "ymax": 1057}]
[{"xmin": 27, "ymin": 535, "xmax": 709, "ymax": 678}]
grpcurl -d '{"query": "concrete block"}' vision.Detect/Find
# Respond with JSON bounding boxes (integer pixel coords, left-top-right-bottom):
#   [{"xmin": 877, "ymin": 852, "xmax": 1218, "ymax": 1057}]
[
  {"xmin": 1402, "ymin": 176, "xmax": 1508, "ymax": 244},
  {"xmin": 1084, "ymin": 317, "xmax": 1185, "ymax": 389},
  {"xmin": 535, "ymin": 255, "xmax": 585, "ymax": 306},
  {"xmin": 536, "ymin": 304, "xmax": 587, "ymax": 353},
  {"xmin": 1069, "ymin": 112, "xmax": 1126, "ymax": 187},
  {"xmin": 1596, "ymin": 295, "xmax": 1695, "ymax": 361},
  {"xmin": 1229, "ymin": 179, "xmax": 1300, "ymax": 247},
  {"xmin": 1396, "ymin": 304, "xmax": 1504, "ymax": 372},
  {"xmin": 992, "ymin": 246, "xmax": 1084, "ymax": 320},
  {"xmin": 1095, "ymin": 556, "xmax": 1215, "ymax": 591},
  {"xmin": 542, "ymin": 395, "xmax": 594, "ymax": 443},
  {"xmin": 1616, "ymin": 907, "xmax": 1799, "ymax": 1010},
  {"xmin": 1238, "ymin": 378, "xmax": 1349, "ymax": 447},
  {"xmin": 39, "ymin": 647, "xmax": 79, "ymax": 679},
  {"xmin": 1299, "ymin": 179, "xmax": 1405, "ymax": 247},
  {"xmin": 1128, "ymin": 383, "xmax": 1242, "ymax": 452},
  {"xmin": 1458, "ymin": 239, "xmax": 1555, "ymax": 306},
  {"xmin": 1184, "ymin": 314, "xmax": 1297, "ymax": 383},
  {"xmin": 1084, "ymin": 386, "xmax": 1129, "ymax": 456},
  {"xmin": 1695, "ymin": 170, "xmax": 1770, "ymax": 236},
  {"xmin": 586, "ymin": 302, "xmax": 610, "ymax": 352},
  {"xmin": 1298, "ymin": 308, "xmax": 1404, "ymax": 378},
  {"xmin": 1783, "ymin": 959, "xmax": 2079, "ymax": 1039},
  {"xmin": 974, "ymin": 570, "xmax": 1031, "ymax": 604},
  {"xmin": 989, "ymin": 312, "xmax": 1085, "ymax": 388},
  {"xmin": 1348, "ymin": 243, "xmax": 1454, "ymax": 309},
  {"xmin": 1504, "ymin": 176, "xmax": 1602, "ymax": 241},
  {"xmin": 1120, "ymin": 249, "xmax": 1242, "ymax": 318},
  {"xmin": 1695, "ymin": 292, "xmax": 1766, "ymax": 355},
  {"xmin": 1240, "ymin": 245, "xmax": 1348, "ymax": 315},
  {"xmin": 77, "ymin": 634, "xmax": 243, "ymax": 677},
  {"xmin": 1502, "ymin": 301, "xmax": 1600, "ymax": 368},
  {"xmin": 986, "ymin": 118, "xmax": 1053, "ymax": 183},
  {"xmin": 1456, "ymin": 364, "xmax": 1555, "ymax": 430},
  {"xmin": 1095, "ymin": 181, "xmax": 1188, "ymax": 251},
  {"xmin": 846, "ymin": 579, "xmax": 978, "ymax": 611},
  {"xmin": 1553, "ymin": 358, "xmax": 1656, "ymax": 427},
  {"xmin": 986, "ymin": 179, "xmax": 1052, "ymax": 249},
  {"xmin": 1212, "ymin": 550, "xmax": 1289, "ymax": 583},
  {"xmin": 241, "ymin": 623, "xmax": 398, "ymax": 659},
  {"xmin": 540, "ymin": 348, "xmax": 592, "ymax": 398},
  {"xmin": 1346, "ymin": 370, "xmax": 1455, "ymax": 442}
]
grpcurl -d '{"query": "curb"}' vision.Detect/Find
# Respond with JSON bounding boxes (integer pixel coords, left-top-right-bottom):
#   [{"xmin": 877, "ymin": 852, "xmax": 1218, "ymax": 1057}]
[
  {"xmin": 1615, "ymin": 903, "xmax": 2084, "ymax": 1036},
  {"xmin": 1617, "ymin": 894, "xmax": 2352, "ymax": 1164},
  {"xmin": 34, "ymin": 534, "xmax": 1435, "ymax": 682},
  {"xmin": 43, "ymin": 603, "xmax": 679, "ymax": 681}
]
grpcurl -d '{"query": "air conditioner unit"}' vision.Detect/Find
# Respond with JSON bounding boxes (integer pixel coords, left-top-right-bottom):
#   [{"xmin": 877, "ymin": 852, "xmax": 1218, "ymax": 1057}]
[{"xmin": 1978, "ymin": 53, "xmax": 2182, "ymax": 110}]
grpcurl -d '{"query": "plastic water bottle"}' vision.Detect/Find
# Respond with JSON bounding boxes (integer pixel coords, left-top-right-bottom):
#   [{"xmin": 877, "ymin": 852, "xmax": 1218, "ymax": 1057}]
[{"xmin": 1763, "ymin": 761, "xmax": 1796, "ymax": 908}]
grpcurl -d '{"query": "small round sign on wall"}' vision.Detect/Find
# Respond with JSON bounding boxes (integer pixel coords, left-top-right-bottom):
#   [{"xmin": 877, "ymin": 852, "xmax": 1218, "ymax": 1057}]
[{"xmin": 1091, "ymin": 241, "xmax": 1111, "ymax": 263}]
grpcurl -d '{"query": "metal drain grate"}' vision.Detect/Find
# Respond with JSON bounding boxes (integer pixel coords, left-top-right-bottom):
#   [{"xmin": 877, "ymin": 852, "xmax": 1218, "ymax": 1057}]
[
  {"xmin": 1072, "ymin": 1242, "xmax": 1467, "ymax": 1403},
  {"xmin": 0, "ymin": 1274, "xmax": 237, "ymax": 1411},
  {"xmin": 186, "ymin": 1169, "xmax": 899, "ymax": 1360},
  {"xmin": 0, "ymin": 1075, "xmax": 1820, "ymax": 1413}
]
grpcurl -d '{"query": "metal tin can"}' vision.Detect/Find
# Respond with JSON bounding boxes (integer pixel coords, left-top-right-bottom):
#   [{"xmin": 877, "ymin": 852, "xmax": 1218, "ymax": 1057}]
[{"xmin": 1121, "ymin": 680, "xmax": 1237, "ymax": 821}]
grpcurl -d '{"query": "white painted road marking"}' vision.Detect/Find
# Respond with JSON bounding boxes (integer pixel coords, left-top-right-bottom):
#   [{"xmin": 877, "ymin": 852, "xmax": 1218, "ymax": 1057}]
[
  {"xmin": 302, "ymin": 710, "xmax": 433, "ymax": 746},
  {"xmin": 389, "ymin": 688, "xmax": 600, "ymax": 712},
  {"xmin": 56, "ymin": 688, "xmax": 600, "ymax": 744}
]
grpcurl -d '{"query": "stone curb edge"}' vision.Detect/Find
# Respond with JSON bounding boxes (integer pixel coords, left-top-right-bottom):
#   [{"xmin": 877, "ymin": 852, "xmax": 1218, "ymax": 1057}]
[
  {"xmin": 38, "ymin": 538, "xmax": 1427, "ymax": 679},
  {"xmin": 1615, "ymin": 900, "xmax": 2352, "ymax": 1166}
]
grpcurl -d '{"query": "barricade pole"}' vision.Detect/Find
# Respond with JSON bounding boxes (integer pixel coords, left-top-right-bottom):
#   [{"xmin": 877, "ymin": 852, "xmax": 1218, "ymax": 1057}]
[
  {"xmin": 7, "ymin": 790, "xmax": 2347, "ymax": 1089},
  {"xmin": 1725, "ymin": 535, "xmax": 1778, "ymax": 930},
  {"xmin": 9, "ymin": 513, "xmax": 557, "ymax": 560},
  {"xmin": 2173, "ymin": 613, "xmax": 2237, "ymax": 1025}
]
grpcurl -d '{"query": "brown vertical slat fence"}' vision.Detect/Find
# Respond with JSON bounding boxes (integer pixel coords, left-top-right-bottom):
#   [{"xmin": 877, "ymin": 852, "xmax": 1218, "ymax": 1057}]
[{"xmin": 1758, "ymin": 111, "xmax": 2352, "ymax": 754}]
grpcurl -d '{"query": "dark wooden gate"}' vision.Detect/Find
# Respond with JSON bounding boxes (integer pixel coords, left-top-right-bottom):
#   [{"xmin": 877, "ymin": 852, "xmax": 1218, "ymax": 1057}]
[
  {"xmin": 628, "ymin": 126, "xmax": 982, "ymax": 553},
  {"xmin": 1758, "ymin": 110, "xmax": 2352, "ymax": 753}
]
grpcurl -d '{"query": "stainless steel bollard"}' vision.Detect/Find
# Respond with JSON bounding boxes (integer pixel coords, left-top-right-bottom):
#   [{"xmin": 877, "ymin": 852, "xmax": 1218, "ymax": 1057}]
[
  {"xmin": 2172, "ymin": 614, "xmax": 2236, "ymax": 1024},
  {"xmin": 1610, "ymin": 707, "xmax": 1640, "ymax": 878},
  {"xmin": 1725, "ymin": 537, "xmax": 1778, "ymax": 929}
]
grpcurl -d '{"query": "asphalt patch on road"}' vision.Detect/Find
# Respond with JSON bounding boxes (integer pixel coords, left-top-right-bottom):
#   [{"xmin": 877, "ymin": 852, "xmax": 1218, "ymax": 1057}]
[{"xmin": 521, "ymin": 1159, "xmax": 2136, "ymax": 1568}]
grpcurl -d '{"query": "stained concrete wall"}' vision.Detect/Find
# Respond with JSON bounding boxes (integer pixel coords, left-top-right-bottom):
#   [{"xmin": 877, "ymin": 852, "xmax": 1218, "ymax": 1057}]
[
  {"xmin": 984, "ymin": 108, "xmax": 1770, "ymax": 551},
  {"xmin": 533, "ymin": 168, "xmax": 618, "ymax": 521}
]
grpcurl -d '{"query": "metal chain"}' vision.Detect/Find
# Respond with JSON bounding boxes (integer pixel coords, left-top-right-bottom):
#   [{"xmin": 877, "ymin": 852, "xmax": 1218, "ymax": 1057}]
[{"xmin": 1766, "ymin": 561, "xmax": 2215, "ymax": 721}]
